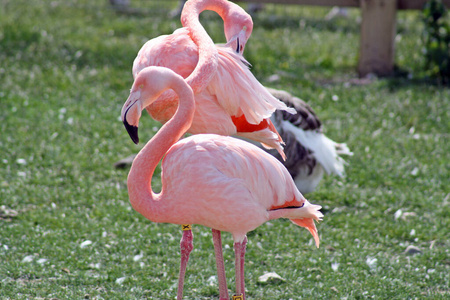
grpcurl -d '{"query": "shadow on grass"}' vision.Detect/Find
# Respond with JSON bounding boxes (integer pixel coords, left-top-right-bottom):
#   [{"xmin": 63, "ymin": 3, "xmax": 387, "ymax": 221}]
[
  {"xmin": 385, "ymin": 76, "xmax": 450, "ymax": 91},
  {"xmin": 376, "ymin": 65, "xmax": 450, "ymax": 90},
  {"xmin": 253, "ymin": 14, "xmax": 359, "ymax": 34},
  {"xmin": 109, "ymin": 2, "xmax": 360, "ymax": 34},
  {"xmin": 283, "ymin": 62, "xmax": 450, "ymax": 90}
]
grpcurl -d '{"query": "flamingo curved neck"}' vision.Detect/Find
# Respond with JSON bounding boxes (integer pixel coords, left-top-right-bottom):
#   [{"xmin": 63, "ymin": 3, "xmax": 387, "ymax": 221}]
[
  {"xmin": 180, "ymin": 0, "xmax": 224, "ymax": 94},
  {"xmin": 127, "ymin": 76, "xmax": 195, "ymax": 222},
  {"xmin": 182, "ymin": 0, "xmax": 234, "ymax": 23}
]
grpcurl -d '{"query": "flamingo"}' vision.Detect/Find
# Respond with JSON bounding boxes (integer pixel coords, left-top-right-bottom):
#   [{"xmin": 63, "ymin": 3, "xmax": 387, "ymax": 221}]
[
  {"xmin": 131, "ymin": 0, "xmax": 294, "ymax": 156},
  {"xmin": 126, "ymin": 1, "xmax": 296, "ymax": 296},
  {"xmin": 252, "ymin": 87, "xmax": 353, "ymax": 194},
  {"xmin": 123, "ymin": 1, "xmax": 301, "ymax": 298},
  {"xmin": 122, "ymin": 66, "xmax": 323, "ymax": 300}
]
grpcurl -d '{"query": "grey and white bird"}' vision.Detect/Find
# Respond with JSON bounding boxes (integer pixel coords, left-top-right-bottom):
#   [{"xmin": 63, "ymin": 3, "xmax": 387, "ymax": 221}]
[{"xmin": 259, "ymin": 87, "xmax": 353, "ymax": 194}]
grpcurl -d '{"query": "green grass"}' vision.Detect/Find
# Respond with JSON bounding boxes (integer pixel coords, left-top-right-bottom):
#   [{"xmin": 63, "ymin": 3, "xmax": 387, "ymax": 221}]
[{"xmin": 1, "ymin": 0, "xmax": 449, "ymax": 299}]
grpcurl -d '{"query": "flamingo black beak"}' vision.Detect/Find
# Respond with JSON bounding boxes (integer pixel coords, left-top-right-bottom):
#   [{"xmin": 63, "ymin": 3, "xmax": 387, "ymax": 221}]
[
  {"xmin": 236, "ymin": 37, "xmax": 240, "ymax": 54},
  {"xmin": 123, "ymin": 106, "xmax": 139, "ymax": 145}
]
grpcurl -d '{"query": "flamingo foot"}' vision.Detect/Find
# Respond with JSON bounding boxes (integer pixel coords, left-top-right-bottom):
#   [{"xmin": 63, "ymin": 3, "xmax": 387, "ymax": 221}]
[
  {"xmin": 212, "ymin": 229, "xmax": 229, "ymax": 300},
  {"xmin": 177, "ymin": 225, "xmax": 193, "ymax": 300}
]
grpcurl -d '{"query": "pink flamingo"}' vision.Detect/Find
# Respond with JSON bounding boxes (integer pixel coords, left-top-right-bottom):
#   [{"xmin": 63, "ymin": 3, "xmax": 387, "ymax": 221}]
[
  {"xmin": 130, "ymin": 0, "xmax": 294, "ymax": 156},
  {"xmin": 123, "ymin": 66, "xmax": 323, "ymax": 300},
  {"xmin": 124, "ymin": 1, "xmax": 298, "ymax": 298}
]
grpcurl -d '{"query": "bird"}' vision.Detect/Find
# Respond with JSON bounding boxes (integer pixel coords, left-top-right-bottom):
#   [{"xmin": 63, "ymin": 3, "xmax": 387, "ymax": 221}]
[
  {"xmin": 250, "ymin": 87, "xmax": 353, "ymax": 194},
  {"xmin": 122, "ymin": 66, "xmax": 323, "ymax": 300},
  {"xmin": 131, "ymin": 0, "xmax": 294, "ymax": 157}
]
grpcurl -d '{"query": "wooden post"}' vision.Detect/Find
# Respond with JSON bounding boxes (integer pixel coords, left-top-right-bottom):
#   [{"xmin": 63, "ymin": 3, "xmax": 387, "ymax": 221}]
[{"xmin": 358, "ymin": 0, "xmax": 397, "ymax": 77}]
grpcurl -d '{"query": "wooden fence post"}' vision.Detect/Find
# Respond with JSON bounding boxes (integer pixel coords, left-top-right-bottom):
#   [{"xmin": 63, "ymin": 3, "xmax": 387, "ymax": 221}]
[{"xmin": 358, "ymin": 0, "xmax": 397, "ymax": 77}]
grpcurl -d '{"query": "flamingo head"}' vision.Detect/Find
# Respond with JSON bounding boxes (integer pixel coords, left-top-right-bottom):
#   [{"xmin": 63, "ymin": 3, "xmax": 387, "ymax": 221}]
[
  {"xmin": 224, "ymin": 13, "xmax": 253, "ymax": 55},
  {"xmin": 121, "ymin": 67, "xmax": 177, "ymax": 144},
  {"xmin": 122, "ymin": 85, "xmax": 143, "ymax": 145}
]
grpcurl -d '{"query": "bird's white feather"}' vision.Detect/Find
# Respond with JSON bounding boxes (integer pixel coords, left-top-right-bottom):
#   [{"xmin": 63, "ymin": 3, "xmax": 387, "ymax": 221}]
[{"xmin": 279, "ymin": 120, "xmax": 352, "ymax": 177}]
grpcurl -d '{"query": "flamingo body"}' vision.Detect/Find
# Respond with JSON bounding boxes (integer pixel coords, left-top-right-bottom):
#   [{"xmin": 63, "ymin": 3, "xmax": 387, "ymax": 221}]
[
  {"xmin": 133, "ymin": 34, "xmax": 293, "ymax": 151},
  {"xmin": 133, "ymin": 28, "xmax": 197, "ymax": 80}
]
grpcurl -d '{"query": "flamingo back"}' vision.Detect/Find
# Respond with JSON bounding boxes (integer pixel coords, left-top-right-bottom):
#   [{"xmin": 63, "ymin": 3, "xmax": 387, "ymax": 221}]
[{"xmin": 132, "ymin": 28, "xmax": 199, "ymax": 79}]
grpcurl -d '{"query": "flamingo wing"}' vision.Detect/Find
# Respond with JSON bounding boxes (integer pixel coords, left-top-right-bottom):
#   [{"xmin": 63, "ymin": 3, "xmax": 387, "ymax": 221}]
[{"xmin": 207, "ymin": 47, "xmax": 296, "ymax": 126}]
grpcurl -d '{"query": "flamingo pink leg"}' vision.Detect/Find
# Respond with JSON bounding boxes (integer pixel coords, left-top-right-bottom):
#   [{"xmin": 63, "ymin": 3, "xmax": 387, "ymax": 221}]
[
  {"xmin": 212, "ymin": 229, "xmax": 229, "ymax": 300},
  {"xmin": 234, "ymin": 236, "xmax": 247, "ymax": 299},
  {"xmin": 177, "ymin": 225, "xmax": 194, "ymax": 300}
]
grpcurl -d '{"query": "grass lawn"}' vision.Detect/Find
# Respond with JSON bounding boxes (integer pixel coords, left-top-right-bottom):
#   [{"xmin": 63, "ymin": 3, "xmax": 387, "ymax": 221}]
[{"xmin": 1, "ymin": 0, "xmax": 449, "ymax": 299}]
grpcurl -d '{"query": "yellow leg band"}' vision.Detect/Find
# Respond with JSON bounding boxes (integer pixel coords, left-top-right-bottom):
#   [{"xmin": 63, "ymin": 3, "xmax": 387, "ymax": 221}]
[
  {"xmin": 181, "ymin": 224, "xmax": 192, "ymax": 231},
  {"xmin": 232, "ymin": 295, "xmax": 244, "ymax": 300}
]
